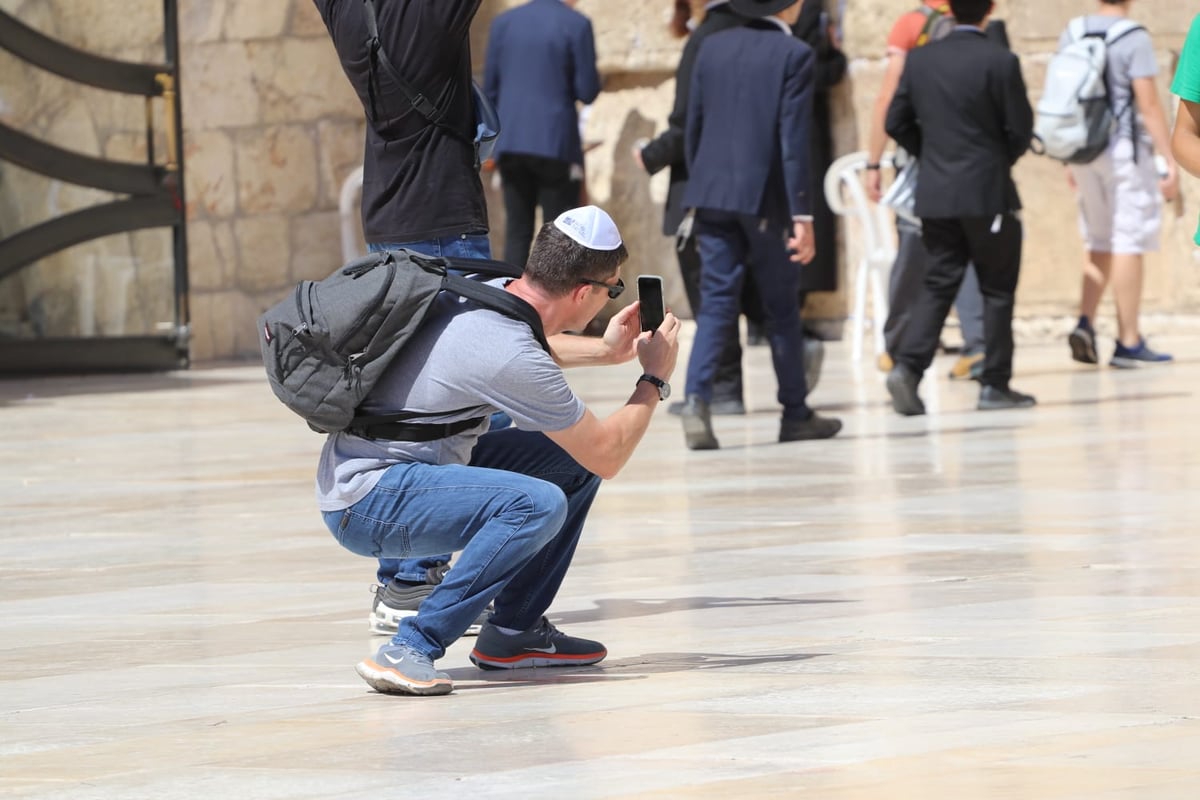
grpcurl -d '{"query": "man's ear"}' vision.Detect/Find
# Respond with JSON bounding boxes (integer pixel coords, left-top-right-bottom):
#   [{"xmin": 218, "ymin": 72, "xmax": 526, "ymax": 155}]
[{"xmin": 567, "ymin": 282, "xmax": 590, "ymax": 308}]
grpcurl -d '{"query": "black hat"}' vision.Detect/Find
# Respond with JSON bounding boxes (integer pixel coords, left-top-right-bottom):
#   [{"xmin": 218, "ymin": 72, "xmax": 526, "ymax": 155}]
[{"xmin": 729, "ymin": 0, "xmax": 797, "ymax": 18}]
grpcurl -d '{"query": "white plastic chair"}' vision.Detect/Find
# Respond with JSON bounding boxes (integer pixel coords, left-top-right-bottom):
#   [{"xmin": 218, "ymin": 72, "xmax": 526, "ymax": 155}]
[
  {"xmin": 823, "ymin": 150, "xmax": 896, "ymax": 362},
  {"xmin": 339, "ymin": 165, "xmax": 365, "ymax": 262}
]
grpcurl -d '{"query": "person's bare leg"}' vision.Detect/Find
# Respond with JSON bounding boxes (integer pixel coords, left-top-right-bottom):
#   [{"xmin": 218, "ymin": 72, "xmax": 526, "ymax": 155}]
[
  {"xmin": 1109, "ymin": 252, "xmax": 1144, "ymax": 348},
  {"xmin": 1080, "ymin": 250, "xmax": 1112, "ymax": 323}
]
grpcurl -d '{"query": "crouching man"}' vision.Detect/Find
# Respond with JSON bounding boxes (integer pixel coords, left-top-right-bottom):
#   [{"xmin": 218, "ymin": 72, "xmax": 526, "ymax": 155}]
[{"xmin": 318, "ymin": 206, "xmax": 681, "ymax": 695}]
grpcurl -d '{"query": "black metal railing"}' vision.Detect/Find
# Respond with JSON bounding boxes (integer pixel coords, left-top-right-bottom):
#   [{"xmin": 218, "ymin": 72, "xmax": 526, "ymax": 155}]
[{"xmin": 0, "ymin": 1, "xmax": 189, "ymax": 372}]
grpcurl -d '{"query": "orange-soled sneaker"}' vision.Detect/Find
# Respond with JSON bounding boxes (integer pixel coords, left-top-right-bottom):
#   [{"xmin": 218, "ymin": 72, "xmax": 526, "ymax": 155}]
[
  {"xmin": 469, "ymin": 617, "xmax": 607, "ymax": 670},
  {"xmin": 355, "ymin": 643, "xmax": 453, "ymax": 696}
]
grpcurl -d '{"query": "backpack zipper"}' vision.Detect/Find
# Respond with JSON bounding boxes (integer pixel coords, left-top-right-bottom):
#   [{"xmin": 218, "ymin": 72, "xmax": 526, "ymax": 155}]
[{"xmin": 335, "ymin": 259, "xmax": 395, "ymax": 354}]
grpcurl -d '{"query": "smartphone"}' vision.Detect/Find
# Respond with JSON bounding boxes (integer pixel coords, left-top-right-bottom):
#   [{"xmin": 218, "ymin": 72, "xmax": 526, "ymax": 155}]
[{"xmin": 637, "ymin": 275, "xmax": 665, "ymax": 333}]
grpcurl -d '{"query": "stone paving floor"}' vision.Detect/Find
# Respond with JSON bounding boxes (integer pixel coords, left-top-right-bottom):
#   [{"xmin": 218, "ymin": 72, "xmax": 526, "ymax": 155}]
[{"xmin": 1, "ymin": 330, "xmax": 1198, "ymax": 799}]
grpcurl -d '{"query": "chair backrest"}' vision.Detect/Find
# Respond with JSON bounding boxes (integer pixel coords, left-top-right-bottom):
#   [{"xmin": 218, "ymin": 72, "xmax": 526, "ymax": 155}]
[
  {"xmin": 823, "ymin": 151, "xmax": 896, "ymax": 260},
  {"xmin": 339, "ymin": 166, "xmax": 366, "ymax": 262}
]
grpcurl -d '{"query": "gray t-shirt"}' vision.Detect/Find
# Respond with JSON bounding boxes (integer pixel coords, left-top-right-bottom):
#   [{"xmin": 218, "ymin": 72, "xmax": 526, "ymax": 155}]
[
  {"xmin": 316, "ymin": 282, "xmax": 586, "ymax": 511},
  {"xmin": 1058, "ymin": 16, "xmax": 1158, "ymax": 142}
]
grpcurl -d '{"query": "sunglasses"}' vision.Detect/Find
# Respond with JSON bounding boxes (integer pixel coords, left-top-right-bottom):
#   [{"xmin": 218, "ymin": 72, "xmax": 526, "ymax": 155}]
[{"xmin": 579, "ymin": 277, "xmax": 625, "ymax": 299}]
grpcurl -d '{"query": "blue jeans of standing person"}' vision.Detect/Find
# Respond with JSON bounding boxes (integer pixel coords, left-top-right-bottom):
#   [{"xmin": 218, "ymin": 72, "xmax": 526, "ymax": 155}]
[
  {"xmin": 685, "ymin": 210, "xmax": 812, "ymax": 421},
  {"xmin": 322, "ymin": 427, "xmax": 602, "ymax": 658},
  {"xmin": 367, "ymin": 234, "xmax": 512, "ymax": 586}
]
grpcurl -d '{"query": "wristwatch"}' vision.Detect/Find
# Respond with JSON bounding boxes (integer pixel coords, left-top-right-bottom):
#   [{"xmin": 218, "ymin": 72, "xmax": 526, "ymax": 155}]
[{"xmin": 637, "ymin": 373, "xmax": 670, "ymax": 401}]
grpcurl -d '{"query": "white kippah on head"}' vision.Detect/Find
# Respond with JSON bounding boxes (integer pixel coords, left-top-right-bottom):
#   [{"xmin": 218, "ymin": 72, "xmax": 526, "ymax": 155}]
[{"xmin": 552, "ymin": 205, "xmax": 623, "ymax": 251}]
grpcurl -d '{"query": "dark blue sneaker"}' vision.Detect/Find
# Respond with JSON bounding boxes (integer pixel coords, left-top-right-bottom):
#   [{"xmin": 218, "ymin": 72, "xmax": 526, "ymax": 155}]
[
  {"xmin": 469, "ymin": 617, "xmax": 607, "ymax": 670},
  {"xmin": 1068, "ymin": 325, "xmax": 1098, "ymax": 364},
  {"xmin": 1110, "ymin": 338, "xmax": 1173, "ymax": 369}
]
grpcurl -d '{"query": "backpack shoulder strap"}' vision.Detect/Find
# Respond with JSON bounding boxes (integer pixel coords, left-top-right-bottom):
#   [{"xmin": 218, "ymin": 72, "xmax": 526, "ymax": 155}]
[
  {"xmin": 361, "ymin": 0, "xmax": 475, "ymax": 149},
  {"xmin": 441, "ymin": 273, "xmax": 550, "ymax": 353},
  {"xmin": 1066, "ymin": 16, "xmax": 1089, "ymax": 43},
  {"xmin": 1103, "ymin": 19, "xmax": 1145, "ymax": 46},
  {"xmin": 411, "ymin": 252, "xmax": 550, "ymax": 353},
  {"xmin": 361, "ymin": 0, "xmax": 443, "ymax": 124}
]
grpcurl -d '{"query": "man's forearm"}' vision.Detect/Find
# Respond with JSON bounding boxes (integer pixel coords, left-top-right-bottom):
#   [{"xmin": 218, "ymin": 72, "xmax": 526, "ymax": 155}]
[
  {"xmin": 868, "ymin": 53, "xmax": 906, "ymax": 162},
  {"xmin": 549, "ymin": 333, "xmax": 620, "ymax": 368},
  {"xmin": 1173, "ymin": 99, "xmax": 1200, "ymax": 177}
]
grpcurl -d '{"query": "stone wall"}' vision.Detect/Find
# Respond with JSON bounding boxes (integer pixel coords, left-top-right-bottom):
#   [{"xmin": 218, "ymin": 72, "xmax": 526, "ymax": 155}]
[{"xmin": 0, "ymin": 0, "xmax": 1196, "ymax": 362}]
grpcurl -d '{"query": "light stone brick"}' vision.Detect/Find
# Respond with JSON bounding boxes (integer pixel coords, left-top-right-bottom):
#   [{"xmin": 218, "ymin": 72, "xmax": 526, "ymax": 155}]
[
  {"xmin": 189, "ymin": 289, "xmax": 251, "ymax": 361},
  {"xmin": 44, "ymin": 0, "xmax": 161, "ymax": 60},
  {"xmin": 234, "ymin": 214, "xmax": 291, "ymax": 292},
  {"xmin": 316, "ymin": 119, "xmax": 365, "ymax": 209},
  {"xmin": 248, "ymin": 39, "xmax": 361, "ymax": 125},
  {"xmin": 234, "ymin": 126, "xmax": 318, "ymax": 215},
  {"xmin": 189, "ymin": 219, "xmax": 238, "ymax": 291},
  {"xmin": 182, "ymin": 42, "xmax": 261, "ymax": 130},
  {"xmin": 223, "ymin": 0, "xmax": 290, "ymax": 41},
  {"xmin": 180, "ymin": 0, "xmax": 229, "ymax": 45},
  {"xmin": 289, "ymin": 211, "xmax": 343, "ymax": 282},
  {"xmin": 184, "ymin": 129, "xmax": 236, "ymax": 218},
  {"xmin": 290, "ymin": 0, "xmax": 330, "ymax": 38}
]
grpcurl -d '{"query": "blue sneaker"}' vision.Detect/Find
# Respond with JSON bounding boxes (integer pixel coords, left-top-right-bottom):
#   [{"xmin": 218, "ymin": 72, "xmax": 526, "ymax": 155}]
[
  {"xmin": 469, "ymin": 617, "xmax": 607, "ymax": 670},
  {"xmin": 1068, "ymin": 325, "xmax": 1098, "ymax": 364},
  {"xmin": 1110, "ymin": 338, "xmax": 1173, "ymax": 369},
  {"xmin": 355, "ymin": 643, "xmax": 453, "ymax": 696}
]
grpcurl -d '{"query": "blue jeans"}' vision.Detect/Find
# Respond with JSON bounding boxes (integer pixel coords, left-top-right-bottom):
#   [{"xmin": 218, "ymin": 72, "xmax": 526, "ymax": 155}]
[
  {"xmin": 685, "ymin": 210, "xmax": 810, "ymax": 420},
  {"xmin": 323, "ymin": 428, "xmax": 601, "ymax": 658},
  {"xmin": 367, "ymin": 235, "xmax": 502, "ymax": 585}
]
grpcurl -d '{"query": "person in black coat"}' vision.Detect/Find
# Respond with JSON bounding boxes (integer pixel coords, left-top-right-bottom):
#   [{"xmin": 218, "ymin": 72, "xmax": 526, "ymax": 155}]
[
  {"xmin": 790, "ymin": 0, "xmax": 847, "ymax": 296},
  {"xmin": 635, "ymin": 1, "xmax": 750, "ymax": 415},
  {"xmin": 678, "ymin": 0, "xmax": 842, "ymax": 449},
  {"xmin": 883, "ymin": 0, "xmax": 1035, "ymax": 416}
]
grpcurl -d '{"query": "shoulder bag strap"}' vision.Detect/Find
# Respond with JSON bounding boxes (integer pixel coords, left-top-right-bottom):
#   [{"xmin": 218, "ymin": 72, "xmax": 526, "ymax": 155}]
[{"xmin": 362, "ymin": 0, "xmax": 471, "ymax": 145}]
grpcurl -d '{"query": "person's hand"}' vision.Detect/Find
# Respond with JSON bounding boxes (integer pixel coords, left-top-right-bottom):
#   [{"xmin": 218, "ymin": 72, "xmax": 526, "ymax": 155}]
[
  {"xmin": 631, "ymin": 143, "xmax": 645, "ymax": 170},
  {"xmin": 637, "ymin": 311, "xmax": 681, "ymax": 382},
  {"xmin": 1161, "ymin": 162, "xmax": 1180, "ymax": 202},
  {"xmin": 601, "ymin": 301, "xmax": 641, "ymax": 364},
  {"xmin": 865, "ymin": 168, "xmax": 882, "ymax": 203},
  {"xmin": 787, "ymin": 220, "xmax": 815, "ymax": 264}
]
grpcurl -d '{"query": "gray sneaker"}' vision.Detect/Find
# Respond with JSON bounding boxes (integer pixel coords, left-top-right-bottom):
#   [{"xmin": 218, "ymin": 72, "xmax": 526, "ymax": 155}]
[
  {"xmin": 469, "ymin": 617, "xmax": 607, "ymax": 670},
  {"xmin": 369, "ymin": 564, "xmax": 490, "ymax": 636},
  {"xmin": 356, "ymin": 643, "xmax": 452, "ymax": 696}
]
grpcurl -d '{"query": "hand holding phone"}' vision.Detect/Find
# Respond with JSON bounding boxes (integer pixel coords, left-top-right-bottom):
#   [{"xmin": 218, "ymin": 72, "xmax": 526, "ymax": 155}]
[{"xmin": 637, "ymin": 275, "xmax": 665, "ymax": 333}]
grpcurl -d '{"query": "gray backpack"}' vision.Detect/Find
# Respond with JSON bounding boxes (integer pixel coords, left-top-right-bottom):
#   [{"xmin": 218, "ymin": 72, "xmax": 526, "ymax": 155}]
[{"xmin": 258, "ymin": 249, "xmax": 547, "ymax": 436}]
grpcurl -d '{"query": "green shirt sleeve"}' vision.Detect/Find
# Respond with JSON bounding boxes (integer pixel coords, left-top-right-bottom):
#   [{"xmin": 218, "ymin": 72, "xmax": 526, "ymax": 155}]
[{"xmin": 1172, "ymin": 14, "xmax": 1200, "ymax": 101}]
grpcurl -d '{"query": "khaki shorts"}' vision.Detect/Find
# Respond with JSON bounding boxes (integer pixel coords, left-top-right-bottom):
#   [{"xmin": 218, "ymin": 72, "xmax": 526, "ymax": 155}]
[{"xmin": 1069, "ymin": 137, "xmax": 1162, "ymax": 254}]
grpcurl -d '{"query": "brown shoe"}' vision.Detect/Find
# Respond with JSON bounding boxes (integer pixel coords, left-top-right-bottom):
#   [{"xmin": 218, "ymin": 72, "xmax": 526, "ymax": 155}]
[{"xmin": 948, "ymin": 352, "xmax": 984, "ymax": 381}]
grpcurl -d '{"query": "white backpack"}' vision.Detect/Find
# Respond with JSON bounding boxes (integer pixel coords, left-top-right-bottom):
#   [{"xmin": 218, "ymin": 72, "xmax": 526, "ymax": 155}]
[{"xmin": 1033, "ymin": 17, "xmax": 1144, "ymax": 164}]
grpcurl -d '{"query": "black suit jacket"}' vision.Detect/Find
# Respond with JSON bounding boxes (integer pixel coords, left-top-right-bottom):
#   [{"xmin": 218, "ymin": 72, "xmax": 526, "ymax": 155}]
[
  {"xmin": 639, "ymin": 3, "xmax": 748, "ymax": 234},
  {"xmin": 885, "ymin": 28, "xmax": 1033, "ymax": 219},
  {"xmin": 684, "ymin": 20, "xmax": 816, "ymax": 226}
]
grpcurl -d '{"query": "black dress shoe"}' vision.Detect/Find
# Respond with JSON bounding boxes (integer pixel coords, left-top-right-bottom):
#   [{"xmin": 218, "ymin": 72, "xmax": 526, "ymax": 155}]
[
  {"xmin": 977, "ymin": 385, "xmax": 1036, "ymax": 410},
  {"xmin": 779, "ymin": 413, "xmax": 842, "ymax": 442},
  {"xmin": 710, "ymin": 398, "xmax": 746, "ymax": 416},
  {"xmin": 885, "ymin": 364, "xmax": 925, "ymax": 416},
  {"xmin": 679, "ymin": 395, "xmax": 719, "ymax": 450},
  {"xmin": 669, "ymin": 397, "xmax": 745, "ymax": 416}
]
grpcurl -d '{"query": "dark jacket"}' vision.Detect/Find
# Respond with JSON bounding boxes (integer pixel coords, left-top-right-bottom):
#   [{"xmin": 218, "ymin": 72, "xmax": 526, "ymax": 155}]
[
  {"xmin": 313, "ymin": 0, "xmax": 486, "ymax": 244},
  {"xmin": 484, "ymin": 0, "xmax": 600, "ymax": 165},
  {"xmin": 639, "ymin": 3, "xmax": 748, "ymax": 235},
  {"xmin": 884, "ymin": 28, "xmax": 1033, "ymax": 218},
  {"xmin": 684, "ymin": 20, "xmax": 816, "ymax": 226}
]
